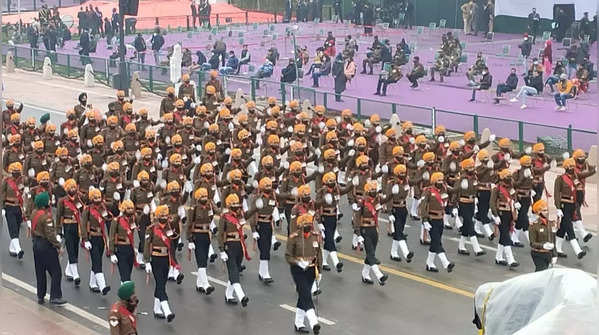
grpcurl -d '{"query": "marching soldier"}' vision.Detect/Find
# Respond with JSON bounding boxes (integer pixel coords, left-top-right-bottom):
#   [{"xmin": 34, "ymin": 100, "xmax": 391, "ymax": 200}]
[
  {"xmin": 108, "ymin": 90, "xmax": 127, "ymax": 116},
  {"xmin": 22, "ymin": 118, "xmax": 38, "ymax": 153},
  {"xmin": 348, "ymin": 155, "xmax": 373, "ymax": 250},
  {"xmin": 108, "ymin": 281, "xmax": 139, "ymax": 335},
  {"xmin": 131, "ymin": 147, "xmax": 158, "ymax": 184},
  {"xmin": 24, "ymin": 140, "xmax": 49, "ymax": 187},
  {"xmin": 26, "ymin": 171, "xmax": 54, "ymax": 219},
  {"xmin": 74, "ymin": 154, "xmax": 100, "ymax": 205},
  {"xmin": 1, "ymin": 162, "xmax": 26, "ymax": 258},
  {"xmin": 80, "ymin": 111, "xmax": 102, "ymax": 153},
  {"xmin": 144, "ymin": 205, "xmax": 176, "ymax": 322},
  {"xmin": 187, "ymin": 187, "xmax": 217, "ymax": 295},
  {"xmin": 130, "ymin": 171, "xmax": 156, "ymax": 268},
  {"xmin": 30, "ymin": 192, "xmax": 66, "ymax": 305},
  {"xmin": 109, "ymin": 200, "xmax": 139, "ymax": 282},
  {"xmin": 474, "ymin": 149, "xmax": 496, "ymax": 240},
  {"xmin": 64, "ymin": 129, "xmax": 81, "ymax": 160},
  {"xmin": 572, "ymin": 149, "xmax": 595, "ymax": 243},
  {"xmin": 414, "ymin": 152, "xmax": 439, "ymax": 244},
  {"xmin": 100, "ymin": 161, "xmax": 127, "ymax": 220},
  {"xmin": 553, "ymin": 158, "xmax": 587, "ymax": 259},
  {"xmin": 160, "ymin": 87, "xmax": 177, "ymax": 116},
  {"xmin": 529, "ymin": 200, "xmax": 557, "ymax": 271},
  {"xmin": 81, "ymin": 188, "xmax": 112, "ymax": 295},
  {"xmin": 531, "ymin": 143, "xmax": 551, "ymax": 202},
  {"xmin": 490, "ymin": 169, "xmax": 519, "ymax": 268},
  {"xmin": 218, "ymin": 194, "xmax": 250, "ymax": 307},
  {"xmin": 286, "ymin": 213, "xmax": 322, "ymax": 334},
  {"xmin": 160, "ymin": 181, "xmax": 186, "ymax": 282},
  {"xmin": 56, "ymin": 179, "xmax": 83, "ymax": 286},
  {"xmin": 2, "ymin": 134, "xmax": 25, "ymax": 174},
  {"xmin": 456, "ymin": 158, "xmax": 486, "ymax": 256},
  {"xmin": 103, "ymin": 116, "xmax": 125, "ymax": 150},
  {"xmin": 90, "ymin": 135, "xmax": 107, "ymax": 168},
  {"xmin": 419, "ymin": 172, "xmax": 455, "ymax": 273},
  {"xmin": 442, "ymin": 141, "xmax": 462, "ymax": 229},
  {"xmin": 385, "ymin": 164, "xmax": 414, "ymax": 262},
  {"xmin": 50, "ymin": 147, "xmax": 74, "ymax": 200},
  {"xmin": 511, "ymin": 155, "xmax": 534, "ymax": 247}
]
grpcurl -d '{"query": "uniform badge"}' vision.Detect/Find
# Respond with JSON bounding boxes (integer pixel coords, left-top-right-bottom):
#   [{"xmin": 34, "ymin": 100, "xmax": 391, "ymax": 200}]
[
  {"xmin": 109, "ymin": 318, "xmax": 119, "ymax": 327},
  {"xmin": 313, "ymin": 241, "xmax": 319, "ymax": 248}
]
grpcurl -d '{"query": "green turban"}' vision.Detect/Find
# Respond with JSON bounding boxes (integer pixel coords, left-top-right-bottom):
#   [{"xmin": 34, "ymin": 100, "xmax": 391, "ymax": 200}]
[
  {"xmin": 118, "ymin": 281, "xmax": 135, "ymax": 300},
  {"xmin": 34, "ymin": 192, "xmax": 50, "ymax": 209},
  {"xmin": 40, "ymin": 113, "xmax": 50, "ymax": 124}
]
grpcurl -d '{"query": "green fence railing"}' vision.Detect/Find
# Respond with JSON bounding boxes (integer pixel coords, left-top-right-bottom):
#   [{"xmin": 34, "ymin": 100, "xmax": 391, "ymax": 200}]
[{"xmin": 2, "ymin": 44, "xmax": 596, "ymax": 154}]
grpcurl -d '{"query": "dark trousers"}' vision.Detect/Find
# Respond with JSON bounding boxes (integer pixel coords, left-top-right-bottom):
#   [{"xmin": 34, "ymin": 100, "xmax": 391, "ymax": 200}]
[
  {"xmin": 391, "ymin": 207, "xmax": 408, "ymax": 240},
  {"xmin": 556, "ymin": 203, "xmax": 576, "ymax": 240},
  {"xmin": 496, "ymin": 84, "xmax": 514, "ymax": 97},
  {"xmin": 192, "ymin": 233, "xmax": 211, "ymax": 268},
  {"xmin": 115, "ymin": 245, "xmax": 134, "ymax": 282},
  {"xmin": 498, "ymin": 211, "xmax": 513, "ymax": 246},
  {"xmin": 63, "ymin": 223, "xmax": 79, "ymax": 264},
  {"xmin": 575, "ymin": 190, "xmax": 584, "ymax": 221},
  {"xmin": 33, "ymin": 237, "xmax": 62, "ymax": 300},
  {"xmin": 429, "ymin": 219, "xmax": 445, "ymax": 253},
  {"xmin": 531, "ymin": 250, "xmax": 551, "ymax": 271},
  {"xmin": 515, "ymin": 196, "xmax": 531, "ymax": 231},
  {"xmin": 475, "ymin": 190, "xmax": 491, "ymax": 224},
  {"xmin": 532, "ymin": 183, "xmax": 544, "ymax": 202},
  {"xmin": 216, "ymin": 50, "xmax": 226, "ymax": 67},
  {"xmin": 151, "ymin": 256, "xmax": 169, "ymax": 301},
  {"xmin": 137, "ymin": 214, "xmax": 150, "ymax": 252},
  {"xmin": 257, "ymin": 222, "xmax": 273, "ymax": 260},
  {"xmin": 407, "ymin": 74, "xmax": 420, "ymax": 86},
  {"xmin": 291, "ymin": 265, "xmax": 316, "ymax": 310},
  {"xmin": 459, "ymin": 202, "xmax": 475, "ymax": 237},
  {"xmin": 284, "ymin": 205, "xmax": 293, "ymax": 235},
  {"xmin": 471, "ymin": 87, "xmax": 488, "ymax": 100},
  {"xmin": 322, "ymin": 215, "xmax": 337, "ymax": 251},
  {"xmin": 360, "ymin": 226, "xmax": 379, "ymax": 265},
  {"xmin": 5, "ymin": 205, "xmax": 23, "ymax": 239},
  {"xmin": 90, "ymin": 236, "xmax": 105, "ymax": 273},
  {"xmin": 334, "ymin": 6, "xmax": 343, "ymax": 23},
  {"xmin": 225, "ymin": 241, "xmax": 243, "ymax": 284},
  {"xmin": 376, "ymin": 78, "xmax": 396, "ymax": 95}
]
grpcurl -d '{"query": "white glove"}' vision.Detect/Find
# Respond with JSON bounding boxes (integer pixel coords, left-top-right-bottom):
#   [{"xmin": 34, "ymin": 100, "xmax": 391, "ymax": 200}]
[
  {"xmin": 157, "ymin": 153, "xmax": 163, "ymax": 162},
  {"xmin": 531, "ymin": 190, "xmax": 536, "ymax": 198},
  {"xmin": 318, "ymin": 223, "xmax": 325, "ymax": 231},
  {"xmin": 159, "ymin": 179, "xmax": 167, "ymax": 189},
  {"xmin": 409, "ymin": 137, "xmax": 415, "ymax": 144},
  {"xmin": 525, "ymin": 146, "xmax": 532, "ymax": 154},
  {"xmin": 291, "ymin": 187, "xmax": 298, "ymax": 197},
  {"xmin": 220, "ymin": 251, "xmax": 228, "ymax": 262},
  {"xmin": 493, "ymin": 216, "xmax": 501, "ymax": 225},
  {"xmin": 177, "ymin": 205, "xmax": 186, "ymax": 219},
  {"xmin": 375, "ymin": 164, "xmax": 381, "ymax": 174},
  {"xmin": 84, "ymin": 241, "xmax": 92, "ymax": 250},
  {"xmin": 460, "ymin": 179, "xmax": 469, "ymax": 190},
  {"xmin": 556, "ymin": 209, "xmax": 563, "ymax": 218},
  {"xmin": 193, "ymin": 156, "xmax": 201, "ymax": 164},
  {"xmin": 315, "ymin": 148, "xmax": 321, "ymax": 157},
  {"xmin": 348, "ymin": 149, "xmax": 355, "ymax": 157},
  {"xmin": 514, "ymin": 202, "xmax": 521, "ymax": 210},
  {"xmin": 423, "ymin": 221, "xmax": 432, "ymax": 231},
  {"xmin": 27, "ymin": 220, "xmax": 32, "ymax": 229},
  {"xmin": 524, "ymin": 168, "xmax": 532, "ymax": 178},
  {"xmin": 473, "ymin": 145, "xmax": 480, "ymax": 152},
  {"xmin": 504, "ymin": 153, "xmax": 511, "ymax": 161},
  {"xmin": 145, "ymin": 263, "xmax": 152, "ymax": 274},
  {"xmin": 143, "ymin": 204, "xmax": 150, "ymax": 215},
  {"xmin": 347, "ymin": 124, "xmax": 354, "ymax": 131},
  {"xmin": 110, "ymin": 255, "xmax": 118, "ymax": 264},
  {"xmin": 252, "ymin": 232, "xmax": 260, "ymax": 240},
  {"xmin": 287, "ymin": 126, "xmax": 293, "ymax": 133},
  {"xmin": 87, "ymin": 139, "xmax": 93, "ymax": 148},
  {"xmin": 318, "ymin": 165, "xmax": 324, "ymax": 174},
  {"xmin": 437, "ymin": 136, "xmax": 445, "ymax": 143},
  {"xmin": 381, "ymin": 164, "xmax": 388, "ymax": 174},
  {"xmin": 452, "ymin": 208, "xmax": 458, "ymax": 216},
  {"xmin": 283, "ymin": 161, "xmax": 290, "ymax": 169},
  {"xmin": 422, "ymin": 171, "xmax": 430, "ymax": 181},
  {"xmin": 417, "ymin": 159, "xmax": 425, "ymax": 168},
  {"xmin": 325, "ymin": 193, "xmax": 333, "ymax": 204},
  {"xmin": 347, "ymin": 139, "xmax": 354, "ymax": 147},
  {"xmin": 58, "ymin": 177, "xmax": 65, "ymax": 186},
  {"xmin": 543, "ymin": 242, "xmax": 554, "ymax": 250},
  {"xmin": 551, "ymin": 257, "xmax": 557, "ymax": 265},
  {"xmin": 228, "ymin": 122, "xmax": 235, "ymax": 131},
  {"xmin": 388, "ymin": 214, "xmax": 395, "ymax": 223},
  {"xmin": 256, "ymin": 137, "xmax": 263, "ymax": 146},
  {"xmin": 352, "ymin": 175, "xmax": 359, "ymax": 186},
  {"xmin": 486, "ymin": 160, "xmax": 494, "ymax": 169},
  {"xmin": 297, "ymin": 260, "xmax": 309, "ymax": 270},
  {"xmin": 195, "ymin": 144, "xmax": 202, "ymax": 152},
  {"xmin": 56, "ymin": 235, "xmax": 62, "ymax": 243},
  {"xmin": 203, "ymin": 121, "xmax": 210, "ymax": 129},
  {"xmin": 375, "ymin": 126, "xmax": 382, "ymax": 134},
  {"xmin": 161, "ymin": 159, "xmax": 168, "ymax": 169},
  {"xmin": 357, "ymin": 236, "xmax": 365, "ymax": 244},
  {"xmin": 449, "ymin": 161, "xmax": 456, "ymax": 172},
  {"xmin": 113, "ymin": 192, "xmax": 121, "ymax": 201},
  {"xmin": 489, "ymin": 134, "xmax": 496, "ymax": 142},
  {"xmin": 352, "ymin": 203, "xmax": 360, "ymax": 211},
  {"xmin": 392, "ymin": 184, "xmax": 399, "ymax": 194},
  {"xmin": 133, "ymin": 180, "xmax": 140, "ymax": 188},
  {"xmin": 184, "ymin": 181, "xmax": 193, "ymax": 193},
  {"xmin": 28, "ymin": 168, "xmax": 35, "ymax": 178},
  {"xmin": 255, "ymin": 198, "xmax": 264, "ymax": 209},
  {"xmin": 165, "ymin": 136, "xmax": 171, "ymax": 145},
  {"xmin": 318, "ymin": 121, "xmax": 325, "ymax": 130}
]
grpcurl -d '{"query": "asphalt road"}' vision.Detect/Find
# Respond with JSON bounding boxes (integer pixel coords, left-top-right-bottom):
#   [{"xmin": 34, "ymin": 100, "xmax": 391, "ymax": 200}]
[{"xmin": 0, "ymin": 103, "xmax": 596, "ymax": 335}]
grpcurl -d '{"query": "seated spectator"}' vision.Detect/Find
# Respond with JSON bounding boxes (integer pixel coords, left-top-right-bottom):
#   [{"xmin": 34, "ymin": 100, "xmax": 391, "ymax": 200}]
[
  {"xmin": 553, "ymin": 74, "xmax": 574, "ymax": 111},
  {"xmin": 466, "ymin": 52, "xmax": 486, "ymax": 85},
  {"xmin": 252, "ymin": 59, "xmax": 274, "ymax": 89},
  {"xmin": 518, "ymin": 34, "xmax": 532, "ymax": 59},
  {"xmin": 545, "ymin": 60, "xmax": 565, "ymax": 92},
  {"xmin": 266, "ymin": 47, "xmax": 280, "ymax": 66},
  {"xmin": 311, "ymin": 54, "xmax": 331, "ymax": 87},
  {"xmin": 406, "ymin": 56, "xmax": 425, "ymax": 88},
  {"xmin": 281, "ymin": 59, "xmax": 297, "ymax": 83},
  {"xmin": 510, "ymin": 69, "xmax": 543, "ymax": 109},
  {"xmin": 374, "ymin": 62, "xmax": 403, "ymax": 96},
  {"xmin": 469, "ymin": 66, "xmax": 493, "ymax": 102},
  {"xmin": 581, "ymin": 56, "xmax": 594, "ymax": 81},
  {"xmin": 208, "ymin": 51, "xmax": 220, "ymax": 70},
  {"xmin": 572, "ymin": 64, "xmax": 589, "ymax": 93},
  {"xmin": 361, "ymin": 44, "xmax": 383, "ymax": 75},
  {"xmin": 429, "ymin": 53, "xmax": 451, "ymax": 82},
  {"xmin": 181, "ymin": 48, "xmax": 192, "ymax": 67},
  {"xmin": 565, "ymin": 44, "xmax": 578, "ymax": 78},
  {"xmin": 220, "ymin": 50, "xmax": 239, "ymax": 75},
  {"xmin": 494, "ymin": 67, "xmax": 519, "ymax": 103},
  {"xmin": 306, "ymin": 48, "xmax": 325, "ymax": 75},
  {"xmin": 236, "ymin": 44, "xmax": 251, "ymax": 74}
]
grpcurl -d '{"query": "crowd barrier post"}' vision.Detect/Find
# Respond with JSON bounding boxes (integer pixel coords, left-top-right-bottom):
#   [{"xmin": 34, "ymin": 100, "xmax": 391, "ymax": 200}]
[
  {"xmin": 323, "ymin": 92, "xmax": 328, "ymax": 110},
  {"xmin": 518, "ymin": 121, "xmax": 524, "ymax": 152},
  {"xmin": 431, "ymin": 107, "xmax": 437, "ymax": 133},
  {"xmin": 357, "ymin": 98, "xmax": 362, "ymax": 119},
  {"xmin": 149, "ymin": 66, "xmax": 154, "ymax": 92},
  {"xmin": 280, "ymin": 82, "xmax": 286, "ymax": 105},
  {"xmin": 567, "ymin": 125, "xmax": 573, "ymax": 152},
  {"xmin": 250, "ymin": 78, "xmax": 256, "ymax": 101},
  {"xmin": 473, "ymin": 114, "xmax": 479, "ymax": 136},
  {"xmin": 391, "ymin": 103, "xmax": 397, "ymax": 115}
]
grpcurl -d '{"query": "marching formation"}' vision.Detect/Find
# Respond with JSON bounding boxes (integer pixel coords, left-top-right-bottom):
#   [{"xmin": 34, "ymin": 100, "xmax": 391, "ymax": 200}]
[{"xmin": 1, "ymin": 71, "xmax": 595, "ymax": 333}]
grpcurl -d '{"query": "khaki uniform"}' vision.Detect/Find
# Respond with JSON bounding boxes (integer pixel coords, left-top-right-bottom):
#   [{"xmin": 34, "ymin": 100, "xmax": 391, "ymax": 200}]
[{"xmin": 108, "ymin": 301, "xmax": 137, "ymax": 335}]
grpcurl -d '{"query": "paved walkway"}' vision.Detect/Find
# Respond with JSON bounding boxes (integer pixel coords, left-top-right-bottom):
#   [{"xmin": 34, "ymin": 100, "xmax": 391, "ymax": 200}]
[{"xmin": 0, "ymin": 286, "xmax": 99, "ymax": 335}]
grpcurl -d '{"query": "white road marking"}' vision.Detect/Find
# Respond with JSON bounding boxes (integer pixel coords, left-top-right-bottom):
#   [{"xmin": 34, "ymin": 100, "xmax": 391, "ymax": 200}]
[
  {"xmin": 1, "ymin": 272, "xmax": 109, "ymax": 329},
  {"xmin": 279, "ymin": 304, "xmax": 336, "ymax": 326}
]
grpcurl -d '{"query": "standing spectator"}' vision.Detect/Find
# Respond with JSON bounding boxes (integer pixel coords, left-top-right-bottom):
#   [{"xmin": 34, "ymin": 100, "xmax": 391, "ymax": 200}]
[
  {"xmin": 182, "ymin": 48, "xmax": 193, "ymax": 67},
  {"xmin": 332, "ymin": 54, "xmax": 347, "ymax": 102},
  {"xmin": 77, "ymin": 7, "xmax": 87, "ymax": 36},
  {"xmin": 104, "ymin": 18, "xmax": 113, "ymax": 46},
  {"xmin": 469, "ymin": 66, "xmax": 492, "ymax": 101},
  {"xmin": 95, "ymin": 7, "xmax": 104, "ymax": 36},
  {"xmin": 133, "ymin": 33, "xmax": 147, "ymax": 64},
  {"xmin": 27, "ymin": 25, "xmax": 40, "ymax": 49},
  {"xmin": 471, "ymin": 0, "xmax": 483, "ymax": 36},
  {"xmin": 510, "ymin": 70, "xmax": 543, "ymax": 109},
  {"xmin": 220, "ymin": 50, "xmax": 238, "ymax": 75},
  {"xmin": 237, "ymin": 44, "xmax": 251, "ymax": 74},
  {"xmin": 518, "ymin": 34, "xmax": 532, "ymax": 68},
  {"xmin": 553, "ymin": 74, "xmax": 574, "ymax": 111},
  {"xmin": 493, "ymin": 68, "xmax": 518, "ymax": 103},
  {"xmin": 565, "ymin": 44, "xmax": 578, "ymax": 78},
  {"xmin": 485, "ymin": 0, "xmax": 494, "ymax": 33},
  {"xmin": 284, "ymin": 0, "xmax": 293, "ymax": 23},
  {"xmin": 190, "ymin": 0, "xmax": 198, "ymax": 28},
  {"xmin": 79, "ymin": 28, "xmax": 91, "ymax": 64},
  {"xmin": 542, "ymin": 40, "xmax": 552, "ymax": 75},
  {"xmin": 334, "ymin": 0, "xmax": 343, "ymax": 23},
  {"xmin": 461, "ymin": 1, "xmax": 474, "ymax": 35},
  {"xmin": 199, "ymin": 0, "xmax": 211, "ymax": 28},
  {"xmin": 213, "ymin": 38, "xmax": 227, "ymax": 67},
  {"xmin": 527, "ymin": 8, "xmax": 541, "ymax": 43},
  {"xmin": 404, "ymin": 1, "xmax": 414, "ymax": 29},
  {"xmin": 111, "ymin": 8, "xmax": 120, "ymax": 36},
  {"xmin": 555, "ymin": 9, "xmax": 569, "ymax": 42},
  {"xmin": 150, "ymin": 28, "xmax": 165, "ymax": 65}
]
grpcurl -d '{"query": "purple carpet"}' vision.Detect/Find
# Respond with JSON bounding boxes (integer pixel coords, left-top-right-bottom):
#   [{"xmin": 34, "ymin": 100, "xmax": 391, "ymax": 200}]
[{"xmin": 27, "ymin": 22, "xmax": 599, "ymax": 150}]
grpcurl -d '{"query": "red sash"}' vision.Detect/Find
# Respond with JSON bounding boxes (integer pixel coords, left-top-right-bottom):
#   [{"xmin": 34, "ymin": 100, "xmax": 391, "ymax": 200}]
[
  {"xmin": 223, "ymin": 213, "xmax": 251, "ymax": 261},
  {"xmin": 561, "ymin": 174, "xmax": 577, "ymax": 203},
  {"xmin": 5, "ymin": 178, "xmax": 23, "ymax": 207},
  {"xmin": 62, "ymin": 197, "xmax": 81, "ymax": 225},
  {"xmin": 117, "ymin": 216, "xmax": 139, "ymax": 267},
  {"xmin": 154, "ymin": 225, "xmax": 180, "ymax": 270},
  {"xmin": 89, "ymin": 206, "xmax": 108, "ymax": 248},
  {"xmin": 363, "ymin": 198, "xmax": 378, "ymax": 227},
  {"xmin": 498, "ymin": 186, "xmax": 512, "ymax": 206},
  {"xmin": 31, "ymin": 209, "xmax": 50, "ymax": 234},
  {"xmin": 116, "ymin": 304, "xmax": 137, "ymax": 330},
  {"xmin": 122, "ymin": 115, "xmax": 131, "ymax": 125},
  {"xmin": 429, "ymin": 187, "xmax": 444, "ymax": 207}
]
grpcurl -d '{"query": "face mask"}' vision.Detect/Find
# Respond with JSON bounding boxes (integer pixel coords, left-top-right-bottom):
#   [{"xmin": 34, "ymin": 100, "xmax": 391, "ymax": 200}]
[
  {"xmin": 303, "ymin": 225, "xmax": 311, "ymax": 233},
  {"xmin": 171, "ymin": 191, "xmax": 179, "ymax": 197},
  {"xmin": 368, "ymin": 191, "xmax": 376, "ymax": 197},
  {"xmin": 125, "ymin": 210, "xmax": 135, "ymax": 216},
  {"xmin": 93, "ymin": 199, "xmax": 102, "ymax": 205},
  {"xmin": 566, "ymin": 168, "xmax": 574, "ymax": 174},
  {"xmin": 158, "ymin": 217, "xmax": 168, "ymax": 224},
  {"xmin": 36, "ymin": 149, "xmax": 44, "ymax": 154},
  {"xmin": 302, "ymin": 196, "xmax": 311, "ymax": 203},
  {"xmin": 126, "ymin": 297, "xmax": 139, "ymax": 312},
  {"xmin": 41, "ymin": 181, "xmax": 49, "ymax": 187},
  {"xmin": 435, "ymin": 182, "xmax": 443, "ymax": 189},
  {"xmin": 360, "ymin": 165, "xmax": 368, "ymax": 170},
  {"xmin": 110, "ymin": 171, "xmax": 119, "ymax": 177},
  {"xmin": 234, "ymin": 179, "xmax": 243, "ymax": 185},
  {"xmin": 200, "ymin": 198, "xmax": 208, "ymax": 205},
  {"xmin": 11, "ymin": 172, "xmax": 20, "ymax": 179},
  {"xmin": 68, "ymin": 189, "xmax": 77, "ymax": 196}
]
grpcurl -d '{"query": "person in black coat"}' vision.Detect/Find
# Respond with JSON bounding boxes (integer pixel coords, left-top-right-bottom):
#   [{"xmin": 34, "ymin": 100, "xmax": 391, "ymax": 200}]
[
  {"xmin": 191, "ymin": 1, "xmax": 198, "ymax": 28},
  {"xmin": 519, "ymin": 35, "xmax": 532, "ymax": 59},
  {"xmin": 494, "ymin": 68, "xmax": 519, "ymax": 103},
  {"xmin": 27, "ymin": 25, "xmax": 39, "ymax": 49},
  {"xmin": 527, "ymin": 8, "xmax": 541, "ymax": 43},
  {"xmin": 133, "ymin": 33, "xmax": 147, "ymax": 64},
  {"xmin": 104, "ymin": 18, "xmax": 113, "ymax": 46},
  {"xmin": 281, "ymin": 59, "xmax": 297, "ymax": 83},
  {"xmin": 332, "ymin": 54, "xmax": 347, "ymax": 101},
  {"xmin": 470, "ymin": 66, "xmax": 492, "ymax": 101},
  {"xmin": 150, "ymin": 28, "xmax": 165, "ymax": 65}
]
